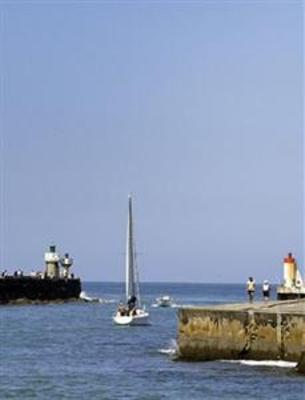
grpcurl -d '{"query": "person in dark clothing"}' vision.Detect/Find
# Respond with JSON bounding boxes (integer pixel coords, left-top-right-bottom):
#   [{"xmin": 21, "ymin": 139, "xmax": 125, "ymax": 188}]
[
  {"xmin": 127, "ymin": 296, "xmax": 137, "ymax": 307},
  {"xmin": 127, "ymin": 295, "xmax": 137, "ymax": 315}
]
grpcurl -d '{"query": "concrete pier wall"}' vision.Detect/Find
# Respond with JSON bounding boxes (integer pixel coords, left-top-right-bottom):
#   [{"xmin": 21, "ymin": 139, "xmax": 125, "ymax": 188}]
[
  {"xmin": 0, "ymin": 276, "xmax": 81, "ymax": 304},
  {"xmin": 178, "ymin": 301, "xmax": 305, "ymax": 362}
]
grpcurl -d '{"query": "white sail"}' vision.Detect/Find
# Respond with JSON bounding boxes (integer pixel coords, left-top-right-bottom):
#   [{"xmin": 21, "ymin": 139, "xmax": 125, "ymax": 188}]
[
  {"xmin": 125, "ymin": 195, "xmax": 135, "ymax": 301},
  {"xmin": 125, "ymin": 194, "xmax": 141, "ymax": 305}
]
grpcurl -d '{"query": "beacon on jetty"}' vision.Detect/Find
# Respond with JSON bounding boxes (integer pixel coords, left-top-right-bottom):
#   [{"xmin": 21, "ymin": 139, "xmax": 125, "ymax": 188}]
[{"xmin": 277, "ymin": 252, "xmax": 305, "ymax": 300}]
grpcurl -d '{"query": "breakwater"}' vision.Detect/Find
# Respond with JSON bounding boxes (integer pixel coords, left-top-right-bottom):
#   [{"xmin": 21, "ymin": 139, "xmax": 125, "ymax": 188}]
[
  {"xmin": 0, "ymin": 276, "xmax": 81, "ymax": 304},
  {"xmin": 178, "ymin": 300, "xmax": 305, "ymax": 365}
]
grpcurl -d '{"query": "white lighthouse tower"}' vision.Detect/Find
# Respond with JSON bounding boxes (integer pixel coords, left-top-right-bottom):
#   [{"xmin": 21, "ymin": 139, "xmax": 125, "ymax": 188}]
[
  {"xmin": 60, "ymin": 253, "xmax": 73, "ymax": 278},
  {"xmin": 44, "ymin": 244, "xmax": 60, "ymax": 279}
]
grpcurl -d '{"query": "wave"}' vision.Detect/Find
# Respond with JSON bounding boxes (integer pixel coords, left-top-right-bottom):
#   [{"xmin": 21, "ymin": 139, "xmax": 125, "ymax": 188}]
[
  {"xmin": 222, "ymin": 360, "xmax": 297, "ymax": 368},
  {"xmin": 159, "ymin": 348, "xmax": 177, "ymax": 355},
  {"xmin": 158, "ymin": 339, "xmax": 178, "ymax": 356},
  {"xmin": 99, "ymin": 299, "xmax": 116, "ymax": 304},
  {"xmin": 151, "ymin": 303, "xmax": 179, "ymax": 308}
]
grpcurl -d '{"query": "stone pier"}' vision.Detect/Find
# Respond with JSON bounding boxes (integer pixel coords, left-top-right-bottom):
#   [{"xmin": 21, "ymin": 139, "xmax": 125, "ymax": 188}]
[{"xmin": 178, "ymin": 300, "xmax": 305, "ymax": 363}]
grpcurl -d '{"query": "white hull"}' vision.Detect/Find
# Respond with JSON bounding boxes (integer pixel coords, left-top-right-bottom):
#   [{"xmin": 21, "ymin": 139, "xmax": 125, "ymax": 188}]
[{"xmin": 113, "ymin": 309, "xmax": 150, "ymax": 326}]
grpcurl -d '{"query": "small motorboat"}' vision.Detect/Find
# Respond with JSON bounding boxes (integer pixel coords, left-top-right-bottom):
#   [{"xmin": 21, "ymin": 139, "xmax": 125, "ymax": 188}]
[{"xmin": 156, "ymin": 295, "xmax": 173, "ymax": 307}]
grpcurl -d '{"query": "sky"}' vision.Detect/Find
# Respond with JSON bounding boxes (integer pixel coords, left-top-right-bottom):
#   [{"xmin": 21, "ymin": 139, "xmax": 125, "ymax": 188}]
[{"xmin": 0, "ymin": 0, "xmax": 303, "ymax": 283}]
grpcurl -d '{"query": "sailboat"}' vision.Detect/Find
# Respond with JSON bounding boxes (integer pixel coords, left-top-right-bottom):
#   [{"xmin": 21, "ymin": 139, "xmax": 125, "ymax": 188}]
[{"xmin": 113, "ymin": 195, "xmax": 149, "ymax": 326}]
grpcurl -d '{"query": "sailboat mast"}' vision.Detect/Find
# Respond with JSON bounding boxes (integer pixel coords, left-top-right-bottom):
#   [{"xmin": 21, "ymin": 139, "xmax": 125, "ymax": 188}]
[{"xmin": 125, "ymin": 194, "xmax": 136, "ymax": 302}]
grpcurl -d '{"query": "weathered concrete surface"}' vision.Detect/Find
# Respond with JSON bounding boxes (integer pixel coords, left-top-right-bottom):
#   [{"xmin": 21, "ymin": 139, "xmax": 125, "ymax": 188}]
[
  {"xmin": 0, "ymin": 277, "xmax": 81, "ymax": 304},
  {"xmin": 178, "ymin": 300, "xmax": 305, "ymax": 363}
]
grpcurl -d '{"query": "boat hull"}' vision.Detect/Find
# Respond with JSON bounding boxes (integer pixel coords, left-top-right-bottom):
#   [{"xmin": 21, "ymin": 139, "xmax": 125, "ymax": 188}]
[{"xmin": 113, "ymin": 309, "xmax": 150, "ymax": 326}]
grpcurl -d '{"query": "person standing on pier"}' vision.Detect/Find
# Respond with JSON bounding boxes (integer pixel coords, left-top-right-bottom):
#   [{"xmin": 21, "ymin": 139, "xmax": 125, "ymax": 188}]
[
  {"xmin": 262, "ymin": 280, "xmax": 270, "ymax": 301},
  {"xmin": 247, "ymin": 277, "xmax": 256, "ymax": 302}
]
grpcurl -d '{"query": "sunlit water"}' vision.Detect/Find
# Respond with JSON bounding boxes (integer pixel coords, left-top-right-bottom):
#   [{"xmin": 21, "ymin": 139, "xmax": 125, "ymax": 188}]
[{"xmin": 0, "ymin": 283, "xmax": 304, "ymax": 399}]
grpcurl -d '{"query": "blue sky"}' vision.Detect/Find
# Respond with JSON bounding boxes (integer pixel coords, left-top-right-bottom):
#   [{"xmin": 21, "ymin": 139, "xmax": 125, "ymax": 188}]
[{"xmin": 0, "ymin": 1, "xmax": 303, "ymax": 282}]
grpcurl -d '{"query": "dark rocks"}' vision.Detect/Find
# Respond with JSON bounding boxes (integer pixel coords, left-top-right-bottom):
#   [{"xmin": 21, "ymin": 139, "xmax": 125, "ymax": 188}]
[{"xmin": 0, "ymin": 276, "xmax": 81, "ymax": 304}]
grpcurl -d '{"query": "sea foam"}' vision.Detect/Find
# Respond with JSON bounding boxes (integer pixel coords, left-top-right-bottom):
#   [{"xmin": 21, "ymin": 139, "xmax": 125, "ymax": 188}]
[{"xmin": 222, "ymin": 360, "xmax": 297, "ymax": 368}]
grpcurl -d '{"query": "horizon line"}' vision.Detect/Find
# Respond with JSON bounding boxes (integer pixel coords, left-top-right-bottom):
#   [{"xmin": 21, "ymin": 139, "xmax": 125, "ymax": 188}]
[{"xmin": 81, "ymin": 280, "xmax": 279, "ymax": 285}]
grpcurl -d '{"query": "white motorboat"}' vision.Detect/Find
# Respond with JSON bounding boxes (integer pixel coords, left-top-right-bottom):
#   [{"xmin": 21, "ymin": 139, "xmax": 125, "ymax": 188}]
[
  {"xmin": 113, "ymin": 195, "xmax": 149, "ymax": 326},
  {"xmin": 156, "ymin": 295, "xmax": 173, "ymax": 307}
]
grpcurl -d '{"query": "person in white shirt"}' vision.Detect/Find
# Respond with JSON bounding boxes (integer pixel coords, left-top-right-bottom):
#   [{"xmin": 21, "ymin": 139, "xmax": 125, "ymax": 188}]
[
  {"xmin": 262, "ymin": 280, "xmax": 270, "ymax": 301},
  {"xmin": 246, "ymin": 277, "xmax": 256, "ymax": 302}
]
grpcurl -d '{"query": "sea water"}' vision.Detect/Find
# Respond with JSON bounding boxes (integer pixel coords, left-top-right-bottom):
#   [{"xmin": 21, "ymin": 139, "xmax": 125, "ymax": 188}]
[{"xmin": 0, "ymin": 283, "xmax": 304, "ymax": 399}]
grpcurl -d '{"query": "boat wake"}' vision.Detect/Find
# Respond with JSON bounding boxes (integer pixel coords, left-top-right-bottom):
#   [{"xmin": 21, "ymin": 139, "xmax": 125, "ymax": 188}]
[
  {"xmin": 151, "ymin": 303, "xmax": 179, "ymax": 308},
  {"xmin": 99, "ymin": 299, "xmax": 116, "ymax": 304},
  {"xmin": 222, "ymin": 360, "xmax": 297, "ymax": 368},
  {"xmin": 80, "ymin": 291, "xmax": 115, "ymax": 304}
]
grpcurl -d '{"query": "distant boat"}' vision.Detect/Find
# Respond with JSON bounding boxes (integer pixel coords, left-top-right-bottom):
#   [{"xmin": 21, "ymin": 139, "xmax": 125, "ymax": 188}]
[
  {"xmin": 155, "ymin": 295, "xmax": 173, "ymax": 307},
  {"xmin": 113, "ymin": 195, "xmax": 149, "ymax": 326}
]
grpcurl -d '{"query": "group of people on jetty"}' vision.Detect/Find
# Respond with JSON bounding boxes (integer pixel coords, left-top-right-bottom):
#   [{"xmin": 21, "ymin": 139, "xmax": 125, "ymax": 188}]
[
  {"xmin": 0, "ymin": 270, "xmax": 75, "ymax": 280},
  {"xmin": 246, "ymin": 277, "xmax": 271, "ymax": 302},
  {"xmin": 1, "ymin": 269, "xmax": 25, "ymax": 278}
]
